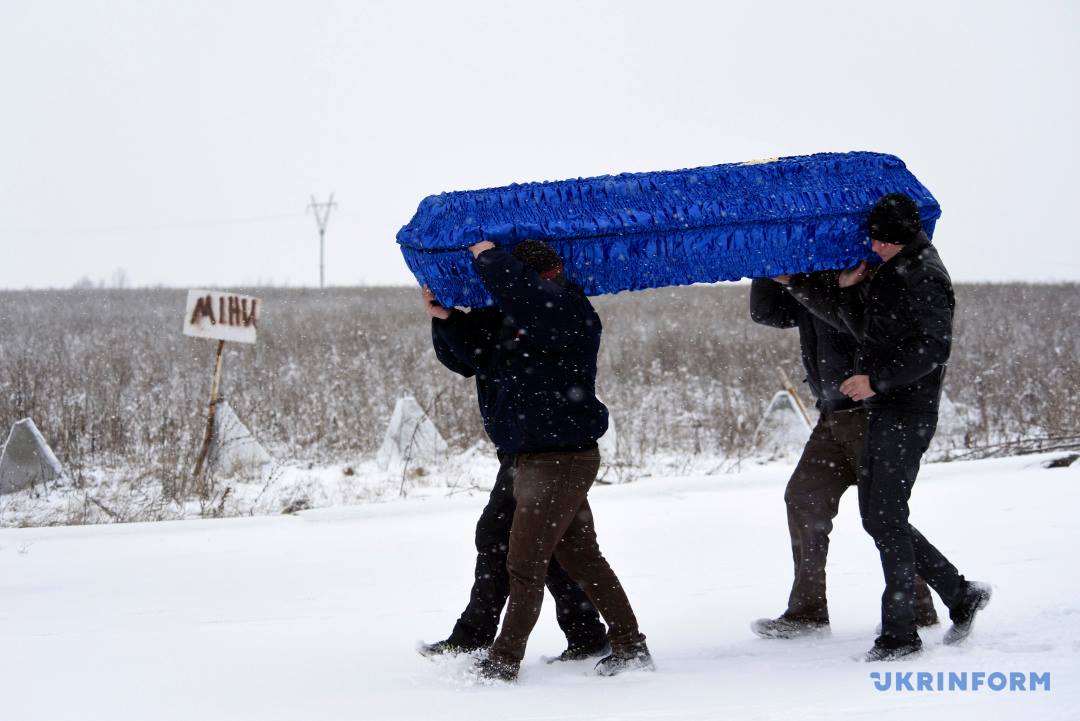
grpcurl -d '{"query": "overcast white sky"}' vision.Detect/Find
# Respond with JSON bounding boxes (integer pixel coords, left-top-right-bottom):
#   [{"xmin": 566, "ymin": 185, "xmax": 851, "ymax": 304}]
[{"xmin": 2, "ymin": 0, "xmax": 1078, "ymax": 289}]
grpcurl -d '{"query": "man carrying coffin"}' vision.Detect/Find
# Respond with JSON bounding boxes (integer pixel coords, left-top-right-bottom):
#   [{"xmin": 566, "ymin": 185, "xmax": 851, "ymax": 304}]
[
  {"xmin": 783, "ymin": 193, "xmax": 991, "ymax": 661},
  {"xmin": 748, "ymin": 274, "xmax": 939, "ymax": 639},
  {"xmin": 421, "ymin": 239, "xmax": 651, "ymax": 681}
]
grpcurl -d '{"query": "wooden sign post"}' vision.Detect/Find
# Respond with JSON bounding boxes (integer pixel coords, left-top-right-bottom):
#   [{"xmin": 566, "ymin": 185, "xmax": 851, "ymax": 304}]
[
  {"xmin": 183, "ymin": 289, "xmax": 260, "ymax": 492},
  {"xmin": 777, "ymin": 366, "xmax": 813, "ymax": 428}
]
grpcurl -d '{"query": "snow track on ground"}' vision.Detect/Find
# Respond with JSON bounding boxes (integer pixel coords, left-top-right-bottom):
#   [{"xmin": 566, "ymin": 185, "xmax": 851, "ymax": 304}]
[{"xmin": 2, "ymin": 454, "xmax": 1077, "ymax": 720}]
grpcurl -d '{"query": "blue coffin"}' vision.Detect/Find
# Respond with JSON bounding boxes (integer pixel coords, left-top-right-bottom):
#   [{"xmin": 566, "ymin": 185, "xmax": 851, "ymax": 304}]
[{"xmin": 396, "ymin": 151, "xmax": 941, "ymax": 308}]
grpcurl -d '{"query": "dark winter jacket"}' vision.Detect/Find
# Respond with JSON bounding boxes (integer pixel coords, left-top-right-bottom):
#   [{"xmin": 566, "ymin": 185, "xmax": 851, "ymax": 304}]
[
  {"xmin": 787, "ymin": 233, "xmax": 954, "ymax": 413},
  {"xmin": 431, "ymin": 247, "xmax": 609, "ymax": 453},
  {"xmin": 749, "ymin": 277, "xmax": 860, "ymax": 413}
]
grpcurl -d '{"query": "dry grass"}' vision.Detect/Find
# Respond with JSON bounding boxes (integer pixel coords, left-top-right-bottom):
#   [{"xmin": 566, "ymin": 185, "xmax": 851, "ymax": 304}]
[{"xmin": 1, "ymin": 282, "xmax": 1077, "ymax": 499}]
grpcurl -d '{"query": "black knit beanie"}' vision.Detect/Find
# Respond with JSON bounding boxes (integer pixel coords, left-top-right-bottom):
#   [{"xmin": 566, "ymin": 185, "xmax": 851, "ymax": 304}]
[
  {"xmin": 868, "ymin": 193, "xmax": 922, "ymax": 245},
  {"xmin": 512, "ymin": 240, "xmax": 563, "ymax": 277}
]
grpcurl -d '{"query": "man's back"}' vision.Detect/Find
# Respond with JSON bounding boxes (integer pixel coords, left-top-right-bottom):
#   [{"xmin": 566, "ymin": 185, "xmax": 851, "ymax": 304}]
[
  {"xmin": 432, "ymin": 246, "xmax": 609, "ymax": 453},
  {"xmin": 749, "ymin": 277, "xmax": 859, "ymax": 412}
]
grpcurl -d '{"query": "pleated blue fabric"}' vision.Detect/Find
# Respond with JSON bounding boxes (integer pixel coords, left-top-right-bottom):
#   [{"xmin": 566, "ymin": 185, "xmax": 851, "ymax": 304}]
[{"xmin": 397, "ymin": 151, "xmax": 940, "ymax": 308}]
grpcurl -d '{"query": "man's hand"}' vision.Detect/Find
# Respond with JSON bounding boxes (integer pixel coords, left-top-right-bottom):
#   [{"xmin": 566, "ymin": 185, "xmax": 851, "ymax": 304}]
[
  {"xmin": 772, "ymin": 274, "xmax": 792, "ymax": 285},
  {"xmin": 468, "ymin": 240, "xmax": 496, "ymax": 258},
  {"xmin": 421, "ymin": 286, "xmax": 451, "ymax": 320},
  {"xmin": 839, "ymin": 374, "xmax": 876, "ymax": 401},
  {"xmin": 838, "ymin": 261, "xmax": 869, "ymax": 288}
]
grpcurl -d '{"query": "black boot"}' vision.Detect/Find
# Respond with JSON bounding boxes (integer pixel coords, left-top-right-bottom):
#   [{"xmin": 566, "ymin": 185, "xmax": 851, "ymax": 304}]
[
  {"xmin": 473, "ymin": 654, "xmax": 519, "ymax": 683},
  {"xmin": 862, "ymin": 635, "xmax": 923, "ymax": 662},
  {"xmin": 546, "ymin": 636, "xmax": 611, "ymax": 664},
  {"xmin": 417, "ymin": 636, "xmax": 485, "ymax": 658},
  {"xmin": 751, "ymin": 613, "xmax": 830, "ymax": 639},
  {"xmin": 943, "ymin": 582, "xmax": 992, "ymax": 646},
  {"xmin": 594, "ymin": 641, "xmax": 655, "ymax": 676}
]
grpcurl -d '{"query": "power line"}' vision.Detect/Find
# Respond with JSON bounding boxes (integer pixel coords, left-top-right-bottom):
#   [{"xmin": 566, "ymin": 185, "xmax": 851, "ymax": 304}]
[
  {"xmin": 307, "ymin": 194, "xmax": 337, "ymax": 289},
  {"xmin": 11, "ymin": 212, "xmax": 308, "ymax": 236}
]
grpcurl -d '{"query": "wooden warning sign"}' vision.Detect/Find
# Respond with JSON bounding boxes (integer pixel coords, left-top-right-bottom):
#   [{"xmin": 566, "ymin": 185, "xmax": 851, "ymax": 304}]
[
  {"xmin": 183, "ymin": 289, "xmax": 260, "ymax": 344},
  {"xmin": 183, "ymin": 289, "xmax": 262, "ymax": 490}
]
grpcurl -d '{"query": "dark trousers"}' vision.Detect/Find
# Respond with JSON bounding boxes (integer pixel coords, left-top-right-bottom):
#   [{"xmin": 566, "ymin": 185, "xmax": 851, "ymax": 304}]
[
  {"xmin": 859, "ymin": 408, "xmax": 968, "ymax": 643},
  {"xmin": 450, "ymin": 452, "xmax": 606, "ymax": 648},
  {"xmin": 786, "ymin": 408, "xmax": 936, "ymax": 622},
  {"xmin": 490, "ymin": 448, "xmax": 645, "ymax": 664}
]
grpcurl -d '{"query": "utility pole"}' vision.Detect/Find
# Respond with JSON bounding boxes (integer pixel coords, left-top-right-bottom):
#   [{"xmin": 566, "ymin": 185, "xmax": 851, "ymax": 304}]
[{"xmin": 307, "ymin": 194, "xmax": 337, "ymax": 289}]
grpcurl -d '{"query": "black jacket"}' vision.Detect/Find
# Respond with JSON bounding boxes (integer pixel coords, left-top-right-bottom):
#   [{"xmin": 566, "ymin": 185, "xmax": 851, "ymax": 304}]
[
  {"xmin": 431, "ymin": 247, "xmax": 609, "ymax": 453},
  {"xmin": 787, "ymin": 233, "xmax": 954, "ymax": 413},
  {"xmin": 749, "ymin": 277, "xmax": 859, "ymax": 412}
]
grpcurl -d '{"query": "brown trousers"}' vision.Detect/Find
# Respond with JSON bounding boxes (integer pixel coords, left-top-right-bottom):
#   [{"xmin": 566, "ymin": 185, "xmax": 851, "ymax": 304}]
[
  {"xmin": 785, "ymin": 408, "xmax": 936, "ymax": 621},
  {"xmin": 490, "ymin": 447, "xmax": 644, "ymax": 664}
]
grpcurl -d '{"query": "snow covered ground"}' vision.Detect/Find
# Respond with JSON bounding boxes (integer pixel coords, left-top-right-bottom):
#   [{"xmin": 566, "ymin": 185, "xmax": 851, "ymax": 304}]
[{"xmin": 2, "ymin": 453, "xmax": 1077, "ymax": 720}]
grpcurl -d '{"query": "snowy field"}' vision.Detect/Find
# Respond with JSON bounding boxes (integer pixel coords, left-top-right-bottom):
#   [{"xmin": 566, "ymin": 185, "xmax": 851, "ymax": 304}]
[{"xmin": 2, "ymin": 453, "xmax": 1077, "ymax": 721}]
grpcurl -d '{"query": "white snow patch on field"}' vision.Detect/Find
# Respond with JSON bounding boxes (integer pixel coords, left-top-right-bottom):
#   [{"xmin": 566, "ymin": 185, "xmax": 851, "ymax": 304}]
[{"xmin": 1, "ymin": 453, "xmax": 1077, "ymax": 720}]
